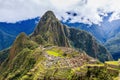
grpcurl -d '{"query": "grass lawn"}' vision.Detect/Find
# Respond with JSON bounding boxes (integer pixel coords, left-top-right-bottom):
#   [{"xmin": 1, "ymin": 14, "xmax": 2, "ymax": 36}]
[
  {"xmin": 105, "ymin": 61, "xmax": 119, "ymax": 66},
  {"xmin": 46, "ymin": 50, "xmax": 63, "ymax": 57}
]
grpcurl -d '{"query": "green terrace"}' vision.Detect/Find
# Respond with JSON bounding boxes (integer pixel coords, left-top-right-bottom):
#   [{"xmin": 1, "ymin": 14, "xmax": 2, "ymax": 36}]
[
  {"xmin": 105, "ymin": 61, "xmax": 119, "ymax": 66},
  {"xmin": 105, "ymin": 61, "xmax": 120, "ymax": 69},
  {"xmin": 46, "ymin": 50, "xmax": 63, "ymax": 57}
]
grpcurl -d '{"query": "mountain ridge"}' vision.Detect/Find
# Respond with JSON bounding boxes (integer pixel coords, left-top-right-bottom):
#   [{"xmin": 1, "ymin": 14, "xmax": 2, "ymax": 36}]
[
  {"xmin": 0, "ymin": 11, "xmax": 115, "ymax": 80},
  {"xmin": 31, "ymin": 11, "xmax": 70, "ymax": 47},
  {"xmin": 30, "ymin": 11, "xmax": 112, "ymax": 62},
  {"xmin": 0, "ymin": 17, "xmax": 39, "ymax": 50}
]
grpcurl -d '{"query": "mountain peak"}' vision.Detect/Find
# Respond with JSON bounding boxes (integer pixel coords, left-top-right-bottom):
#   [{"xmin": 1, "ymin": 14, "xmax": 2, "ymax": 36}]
[
  {"xmin": 32, "ymin": 10, "xmax": 58, "ymax": 35},
  {"xmin": 17, "ymin": 32, "xmax": 28, "ymax": 39},
  {"xmin": 40, "ymin": 11, "xmax": 56, "ymax": 22},
  {"xmin": 30, "ymin": 11, "xmax": 112, "ymax": 62},
  {"xmin": 44, "ymin": 11, "xmax": 55, "ymax": 17},
  {"xmin": 31, "ymin": 11, "xmax": 70, "ymax": 47},
  {"xmin": 9, "ymin": 32, "xmax": 29, "ymax": 61}
]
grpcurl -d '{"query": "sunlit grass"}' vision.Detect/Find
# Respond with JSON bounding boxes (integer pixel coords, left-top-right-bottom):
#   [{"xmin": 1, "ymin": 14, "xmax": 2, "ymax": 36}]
[
  {"xmin": 46, "ymin": 50, "xmax": 63, "ymax": 57},
  {"xmin": 105, "ymin": 61, "xmax": 119, "ymax": 66}
]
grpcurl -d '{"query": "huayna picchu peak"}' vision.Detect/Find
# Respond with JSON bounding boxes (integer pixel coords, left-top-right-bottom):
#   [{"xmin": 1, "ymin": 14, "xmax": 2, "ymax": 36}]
[
  {"xmin": 31, "ymin": 11, "xmax": 112, "ymax": 62},
  {"xmin": 31, "ymin": 10, "xmax": 70, "ymax": 47},
  {"xmin": 0, "ymin": 11, "xmax": 118, "ymax": 80}
]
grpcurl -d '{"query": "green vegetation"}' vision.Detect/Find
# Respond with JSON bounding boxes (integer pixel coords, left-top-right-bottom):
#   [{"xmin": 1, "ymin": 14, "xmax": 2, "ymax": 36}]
[
  {"xmin": 46, "ymin": 50, "xmax": 63, "ymax": 57},
  {"xmin": 69, "ymin": 28, "xmax": 113, "ymax": 62},
  {"xmin": 86, "ymin": 66, "xmax": 113, "ymax": 80},
  {"xmin": 0, "ymin": 11, "xmax": 117, "ymax": 80},
  {"xmin": 0, "ymin": 45, "xmax": 119, "ymax": 80},
  {"xmin": 6, "ymin": 48, "xmax": 35, "ymax": 80},
  {"xmin": 105, "ymin": 33, "xmax": 120, "ymax": 52},
  {"xmin": 0, "ymin": 48, "xmax": 9, "ymax": 64},
  {"xmin": 105, "ymin": 61, "xmax": 119, "ymax": 66}
]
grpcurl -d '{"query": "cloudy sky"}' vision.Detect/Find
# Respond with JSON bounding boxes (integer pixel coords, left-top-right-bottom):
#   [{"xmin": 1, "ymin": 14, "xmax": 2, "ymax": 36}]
[{"xmin": 0, "ymin": 0, "xmax": 120, "ymax": 25}]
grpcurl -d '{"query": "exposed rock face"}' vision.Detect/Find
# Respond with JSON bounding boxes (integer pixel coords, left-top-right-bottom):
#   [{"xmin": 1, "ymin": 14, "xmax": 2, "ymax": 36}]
[
  {"xmin": 2, "ymin": 32, "xmax": 38, "ymax": 67},
  {"xmin": 0, "ymin": 11, "xmax": 115, "ymax": 80},
  {"xmin": 9, "ymin": 32, "xmax": 29, "ymax": 61},
  {"xmin": 0, "ymin": 11, "xmax": 112, "ymax": 67},
  {"xmin": 68, "ymin": 28, "xmax": 113, "ymax": 62},
  {"xmin": 31, "ymin": 11, "xmax": 70, "ymax": 47},
  {"xmin": 31, "ymin": 11, "xmax": 112, "ymax": 62}
]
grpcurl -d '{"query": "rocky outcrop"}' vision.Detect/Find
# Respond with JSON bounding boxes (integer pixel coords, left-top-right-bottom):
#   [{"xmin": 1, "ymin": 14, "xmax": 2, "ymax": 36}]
[
  {"xmin": 31, "ymin": 11, "xmax": 113, "ymax": 62},
  {"xmin": 0, "ymin": 11, "xmax": 115, "ymax": 80},
  {"xmin": 31, "ymin": 11, "xmax": 70, "ymax": 47}
]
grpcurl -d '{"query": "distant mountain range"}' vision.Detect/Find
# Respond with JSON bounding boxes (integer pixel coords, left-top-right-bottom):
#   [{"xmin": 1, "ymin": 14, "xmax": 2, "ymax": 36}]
[
  {"xmin": 0, "ymin": 11, "xmax": 115, "ymax": 80},
  {"xmin": 0, "ymin": 12, "xmax": 120, "ymax": 60},
  {"xmin": 0, "ymin": 18, "xmax": 39, "ymax": 50},
  {"xmin": 63, "ymin": 19, "xmax": 120, "ymax": 60},
  {"xmin": 105, "ymin": 32, "xmax": 120, "ymax": 60},
  {"xmin": 64, "ymin": 18, "xmax": 120, "ymax": 44},
  {"xmin": 0, "ymin": 30, "xmax": 15, "ymax": 50}
]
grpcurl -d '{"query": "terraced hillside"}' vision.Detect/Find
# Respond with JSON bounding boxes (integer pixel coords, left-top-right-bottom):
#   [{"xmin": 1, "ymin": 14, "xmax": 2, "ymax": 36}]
[
  {"xmin": 0, "ymin": 45, "xmax": 118, "ymax": 80},
  {"xmin": 0, "ymin": 11, "xmax": 116, "ymax": 80}
]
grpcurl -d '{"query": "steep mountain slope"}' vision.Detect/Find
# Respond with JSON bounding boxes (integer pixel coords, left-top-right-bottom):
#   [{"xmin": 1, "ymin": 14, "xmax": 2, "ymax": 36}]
[
  {"xmin": 31, "ymin": 11, "xmax": 112, "ymax": 62},
  {"xmin": 0, "ymin": 18, "xmax": 39, "ymax": 50},
  {"xmin": 0, "ymin": 33, "xmax": 38, "ymax": 79},
  {"xmin": 0, "ymin": 29, "xmax": 15, "ymax": 50},
  {"xmin": 9, "ymin": 32, "xmax": 38, "ymax": 61},
  {"xmin": 0, "ymin": 49, "xmax": 10, "ymax": 64},
  {"xmin": 0, "ymin": 11, "xmax": 115, "ymax": 80},
  {"xmin": 1, "ymin": 13, "xmax": 120, "ymax": 62},
  {"xmin": 0, "ymin": 36, "xmax": 96, "ymax": 80},
  {"xmin": 64, "ymin": 22, "xmax": 107, "ymax": 43},
  {"xmin": 64, "ymin": 18, "xmax": 120, "ymax": 44},
  {"xmin": 105, "ymin": 33, "xmax": 120, "ymax": 60},
  {"xmin": 0, "ymin": 33, "xmax": 115, "ymax": 80},
  {"xmin": 31, "ymin": 11, "xmax": 70, "ymax": 47},
  {"xmin": 65, "ymin": 19, "xmax": 120, "ymax": 60},
  {"xmin": 68, "ymin": 28, "xmax": 112, "ymax": 62}
]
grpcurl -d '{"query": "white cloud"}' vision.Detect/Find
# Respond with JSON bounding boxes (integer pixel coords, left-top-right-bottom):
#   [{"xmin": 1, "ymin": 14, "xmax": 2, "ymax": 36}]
[
  {"xmin": 0, "ymin": 0, "xmax": 120, "ymax": 24},
  {"xmin": 109, "ymin": 12, "xmax": 120, "ymax": 22}
]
